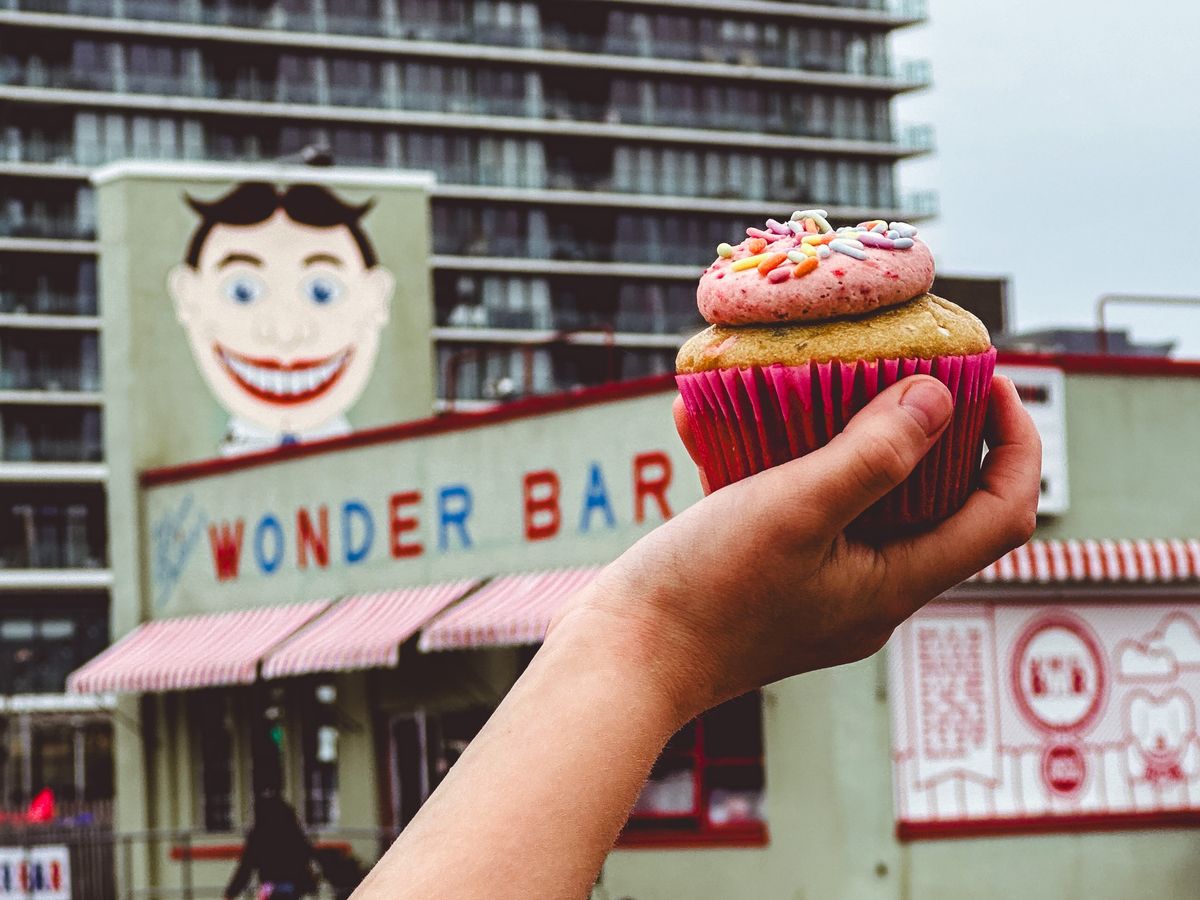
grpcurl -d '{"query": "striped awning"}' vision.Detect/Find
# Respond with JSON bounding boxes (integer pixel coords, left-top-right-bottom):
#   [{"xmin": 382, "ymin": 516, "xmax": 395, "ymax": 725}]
[
  {"xmin": 261, "ymin": 580, "xmax": 481, "ymax": 679},
  {"xmin": 66, "ymin": 601, "xmax": 330, "ymax": 694},
  {"xmin": 418, "ymin": 566, "xmax": 602, "ymax": 651},
  {"xmin": 969, "ymin": 539, "xmax": 1200, "ymax": 585}
]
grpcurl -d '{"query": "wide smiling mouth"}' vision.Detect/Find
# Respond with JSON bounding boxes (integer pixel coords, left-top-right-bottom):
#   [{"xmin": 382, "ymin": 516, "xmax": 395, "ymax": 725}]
[{"xmin": 215, "ymin": 344, "xmax": 353, "ymax": 406}]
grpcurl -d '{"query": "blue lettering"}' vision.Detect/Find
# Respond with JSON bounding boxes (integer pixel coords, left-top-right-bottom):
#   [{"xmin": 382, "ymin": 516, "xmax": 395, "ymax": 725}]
[
  {"xmin": 254, "ymin": 514, "xmax": 284, "ymax": 574},
  {"xmin": 579, "ymin": 462, "xmax": 615, "ymax": 532},
  {"xmin": 438, "ymin": 485, "xmax": 473, "ymax": 551},
  {"xmin": 342, "ymin": 500, "xmax": 375, "ymax": 564}
]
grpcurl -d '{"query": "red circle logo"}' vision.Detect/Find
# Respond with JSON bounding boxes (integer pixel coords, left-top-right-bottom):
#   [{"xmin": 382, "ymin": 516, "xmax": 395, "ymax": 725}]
[
  {"xmin": 1042, "ymin": 743, "xmax": 1087, "ymax": 796},
  {"xmin": 1012, "ymin": 614, "xmax": 1107, "ymax": 734}
]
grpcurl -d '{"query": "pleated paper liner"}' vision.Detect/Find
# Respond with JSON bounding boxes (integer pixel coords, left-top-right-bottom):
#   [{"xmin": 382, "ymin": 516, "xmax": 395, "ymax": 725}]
[{"xmin": 676, "ymin": 348, "xmax": 997, "ymax": 534}]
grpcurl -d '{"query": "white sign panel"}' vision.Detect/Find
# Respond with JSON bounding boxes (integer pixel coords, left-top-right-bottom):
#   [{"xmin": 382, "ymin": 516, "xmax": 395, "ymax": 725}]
[
  {"xmin": 0, "ymin": 846, "xmax": 71, "ymax": 900},
  {"xmin": 890, "ymin": 603, "xmax": 1200, "ymax": 837},
  {"xmin": 996, "ymin": 364, "xmax": 1068, "ymax": 515}
]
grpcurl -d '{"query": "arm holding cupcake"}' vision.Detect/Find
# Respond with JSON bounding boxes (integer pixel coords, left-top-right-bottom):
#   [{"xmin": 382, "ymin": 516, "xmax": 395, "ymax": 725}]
[
  {"xmin": 350, "ymin": 214, "xmax": 1041, "ymax": 897},
  {"xmin": 355, "ymin": 377, "xmax": 1041, "ymax": 900}
]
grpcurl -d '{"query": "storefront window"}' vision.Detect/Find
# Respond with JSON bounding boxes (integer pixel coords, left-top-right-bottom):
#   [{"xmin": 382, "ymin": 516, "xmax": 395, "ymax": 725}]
[
  {"xmin": 389, "ymin": 707, "xmax": 490, "ymax": 829},
  {"xmin": 196, "ymin": 692, "xmax": 236, "ymax": 833},
  {"xmin": 623, "ymin": 692, "xmax": 765, "ymax": 845},
  {"xmin": 302, "ymin": 683, "xmax": 339, "ymax": 827}
]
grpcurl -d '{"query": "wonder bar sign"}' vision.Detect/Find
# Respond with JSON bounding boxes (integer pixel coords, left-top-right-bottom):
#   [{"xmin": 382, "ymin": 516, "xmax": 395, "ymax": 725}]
[{"xmin": 142, "ymin": 385, "xmax": 698, "ymax": 616}]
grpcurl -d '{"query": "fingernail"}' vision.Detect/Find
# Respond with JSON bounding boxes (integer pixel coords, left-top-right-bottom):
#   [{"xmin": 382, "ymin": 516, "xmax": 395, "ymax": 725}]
[{"xmin": 900, "ymin": 380, "xmax": 952, "ymax": 436}]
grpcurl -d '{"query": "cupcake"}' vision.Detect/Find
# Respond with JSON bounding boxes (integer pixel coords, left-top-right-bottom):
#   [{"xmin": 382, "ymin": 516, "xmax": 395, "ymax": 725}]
[{"xmin": 675, "ymin": 211, "xmax": 996, "ymax": 533}]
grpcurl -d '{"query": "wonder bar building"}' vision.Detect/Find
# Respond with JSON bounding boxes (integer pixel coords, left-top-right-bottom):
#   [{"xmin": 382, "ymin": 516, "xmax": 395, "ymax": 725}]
[
  {"xmin": 66, "ymin": 163, "xmax": 1200, "ymax": 898},
  {"xmin": 0, "ymin": 0, "xmax": 933, "ymax": 821}
]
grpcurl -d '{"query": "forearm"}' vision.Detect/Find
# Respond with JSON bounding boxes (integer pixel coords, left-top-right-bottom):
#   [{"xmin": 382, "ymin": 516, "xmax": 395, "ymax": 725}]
[{"xmin": 354, "ymin": 602, "xmax": 688, "ymax": 899}]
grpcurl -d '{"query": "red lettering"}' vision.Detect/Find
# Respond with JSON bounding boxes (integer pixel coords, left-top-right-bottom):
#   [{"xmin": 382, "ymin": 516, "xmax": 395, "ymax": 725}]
[
  {"xmin": 523, "ymin": 470, "xmax": 561, "ymax": 541},
  {"xmin": 633, "ymin": 451, "xmax": 673, "ymax": 523},
  {"xmin": 207, "ymin": 520, "xmax": 244, "ymax": 581},
  {"xmin": 389, "ymin": 491, "xmax": 424, "ymax": 558},
  {"xmin": 297, "ymin": 505, "xmax": 330, "ymax": 570}
]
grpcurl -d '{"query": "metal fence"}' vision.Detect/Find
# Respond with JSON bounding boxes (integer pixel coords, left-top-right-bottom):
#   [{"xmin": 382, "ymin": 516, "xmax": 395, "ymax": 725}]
[{"xmin": 0, "ymin": 825, "xmax": 396, "ymax": 899}]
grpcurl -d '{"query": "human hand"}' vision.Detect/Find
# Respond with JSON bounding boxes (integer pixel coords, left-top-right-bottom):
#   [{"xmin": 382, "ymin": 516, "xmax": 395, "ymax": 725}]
[{"xmin": 550, "ymin": 375, "xmax": 1041, "ymax": 723}]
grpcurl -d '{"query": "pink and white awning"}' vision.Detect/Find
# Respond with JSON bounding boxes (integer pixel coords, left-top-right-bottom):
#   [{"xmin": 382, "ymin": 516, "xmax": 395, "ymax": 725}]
[
  {"xmin": 968, "ymin": 538, "xmax": 1200, "ymax": 585},
  {"xmin": 67, "ymin": 600, "xmax": 330, "ymax": 694},
  {"xmin": 418, "ymin": 566, "xmax": 602, "ymax": 651},
  {"xmin": 262, "ymin": 580, "xmax": 480, "ymax": 679}
]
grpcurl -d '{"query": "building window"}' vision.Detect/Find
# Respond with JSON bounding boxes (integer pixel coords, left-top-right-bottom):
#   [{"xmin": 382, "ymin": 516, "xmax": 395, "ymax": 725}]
[
  {"xmin": 196, "ymin": 692, "xmax": 236, "ymax": 833},
  {"xmin": 621, "ymin": 692, "xmax": 766, "ymax": 846},
  {"xmin": 0, "ymin": 605, "xmax": 107, "ymax": 693},
  {"xmin": 0, "ymin": 714, "xmax": 113, "ymax": 813},
  {"xmin": 302, "ymin": 683, "xmax": 340, "ymax": 828}
]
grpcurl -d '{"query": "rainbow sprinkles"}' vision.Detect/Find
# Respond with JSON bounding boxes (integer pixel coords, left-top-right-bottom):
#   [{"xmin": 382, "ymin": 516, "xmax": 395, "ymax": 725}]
[{"xmin": 712, "ymin": 210, "xmax": 920, "ymax": 282}]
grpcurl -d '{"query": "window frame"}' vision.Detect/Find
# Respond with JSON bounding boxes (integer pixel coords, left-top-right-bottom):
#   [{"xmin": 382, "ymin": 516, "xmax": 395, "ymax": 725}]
[{"xmin": 618, "ymin": 692, "xmax": 768, "ymax": 849}]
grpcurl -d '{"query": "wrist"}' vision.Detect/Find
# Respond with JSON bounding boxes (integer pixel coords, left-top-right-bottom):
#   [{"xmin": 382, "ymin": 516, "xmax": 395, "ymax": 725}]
[{"xmin": 543, "ymin": 583, "xmax": 709, "ymax": 733}]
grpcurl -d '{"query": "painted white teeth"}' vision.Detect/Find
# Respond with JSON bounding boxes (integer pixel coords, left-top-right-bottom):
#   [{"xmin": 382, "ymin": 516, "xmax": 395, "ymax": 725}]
[{"xmin": 220, "ymin": 349, "xmax": 347, "ymax": 398}]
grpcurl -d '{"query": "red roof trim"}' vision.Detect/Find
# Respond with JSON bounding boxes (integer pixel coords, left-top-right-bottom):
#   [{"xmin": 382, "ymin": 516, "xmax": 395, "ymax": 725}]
[
  {"xmin": 998, "ymin": 351, "xmax": 1200, "ymax": 377},
  {"xmin": 898, "ymin": 810, "xmax": 1200, "ymax": 842},
  {"xmin": 139, "ymin": 373, "xmax": 677, "ymax": 487},
  {"xmin": 139, "ymin": 350, "xmax": 1200, "ymax": 489},
  {"xmin": 615, "ymin": 822, "xmax": 769, "ymax": 850}
]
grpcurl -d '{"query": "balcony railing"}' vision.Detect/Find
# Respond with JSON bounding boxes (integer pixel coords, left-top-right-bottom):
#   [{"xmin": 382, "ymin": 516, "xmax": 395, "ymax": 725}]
[
  {"xmin": 0, "ymin": 59, "xmax": 929, "ymax": 147},
  {"xmin": 0, "ymin": 213, "xmax": 94, "ymax": 241},
  {"xmin": 0, "ymin": 291, "xmax": 97, "ymax": 316},
  {"xmin": 5, "ymin": 0, "xmax": 925, "ymax": 51},
  {"xmin": 0, "ymin": 366, "xmax": 100, "ymax": 392},
  {"xmin": 0, "ymin": 540, "xmax": 105, "ymax": 570},
  {"xmin": 438, "ymin": 304, "xmax": 702, "ymax": 336},
  {"xmin": 2, "ymin": 433, "xmax": 102, "ymax": 463}
]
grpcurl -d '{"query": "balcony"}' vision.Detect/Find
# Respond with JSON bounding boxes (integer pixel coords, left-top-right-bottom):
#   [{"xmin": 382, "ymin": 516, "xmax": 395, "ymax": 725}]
[
  {"xmin": 433, "ymin": 270, "xmax": 702, "ymax": 349},
  {"xmin": 0, "ymin": 290, "xmax": 98, "ymax": 317},
  {"xmin": 0, "ymin": 64, "xmax": 927, "ymax": 155},
  {"xmin": 3, "ymin": 0, "xmax": 925, "ymax": 50},
  {"xmin": 438, "ymin": 342, "xmax": 676, "ymax": 404},
  {"xmin": 2, "ymin": 409, "xmax": 102, "ymax": 463},
  {"xmin": 0, "ymin": 368, "xmax": 100, "ymax": 395}
]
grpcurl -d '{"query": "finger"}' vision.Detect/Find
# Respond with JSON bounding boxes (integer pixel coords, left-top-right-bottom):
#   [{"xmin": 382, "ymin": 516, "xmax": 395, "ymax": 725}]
[
  {"xmin": 877, "ymin": 376, "xmax": 1042, "ymax": 616},
  {"xmin": 673, "ymin": 396, "xmax": 712, "ymax": 495},
  {"xmin": 760, "ymin": 375, "xmax": 953, "ymax": 533}
]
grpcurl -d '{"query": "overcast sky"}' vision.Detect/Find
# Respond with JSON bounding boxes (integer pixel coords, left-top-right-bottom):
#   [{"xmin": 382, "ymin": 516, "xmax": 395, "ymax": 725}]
[{"xmin": 893, "ymin": 0, "xmax": 1200, "ymax": 355}]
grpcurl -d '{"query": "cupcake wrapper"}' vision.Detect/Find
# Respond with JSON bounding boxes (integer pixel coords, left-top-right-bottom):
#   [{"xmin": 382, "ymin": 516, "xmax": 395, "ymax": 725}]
[{"xmin": 676, "ymin": 349, "xmax": 997, "ymax": 534}]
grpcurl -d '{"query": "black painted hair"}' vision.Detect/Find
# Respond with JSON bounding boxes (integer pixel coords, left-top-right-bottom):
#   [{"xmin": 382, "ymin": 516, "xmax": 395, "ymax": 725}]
[{"xmin": 183, "ymin": 182, "xmax": 378, "ymax": 268}]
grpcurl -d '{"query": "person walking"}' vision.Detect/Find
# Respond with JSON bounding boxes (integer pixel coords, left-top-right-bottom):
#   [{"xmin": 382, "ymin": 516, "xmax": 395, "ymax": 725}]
[{"xmin": 224, "ymin": 794, "xmax": 321, "ymax": 899}]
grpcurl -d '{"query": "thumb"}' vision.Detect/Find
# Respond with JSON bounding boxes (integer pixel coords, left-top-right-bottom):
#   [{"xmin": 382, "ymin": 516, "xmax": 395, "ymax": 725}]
[{"xmin": 781, "ymin": 375, "xmax": 954, "ymax": 532}]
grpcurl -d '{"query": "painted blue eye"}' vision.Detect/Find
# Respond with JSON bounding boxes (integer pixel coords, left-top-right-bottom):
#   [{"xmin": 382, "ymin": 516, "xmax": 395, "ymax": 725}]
[
  {"xmin": 223, "ymin": 274, "xmax": 264, "ymax": 305},
  {"xmin": 303, "ymin": 274, "xmax": 342, "ymax": 305}
]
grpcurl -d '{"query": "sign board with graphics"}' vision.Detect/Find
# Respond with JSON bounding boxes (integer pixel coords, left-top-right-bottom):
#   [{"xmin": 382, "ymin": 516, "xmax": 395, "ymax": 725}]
[
  {"xmin": 996, "ymin": 364, "xmax": 1069, "ymax": 515},
  {"xmin": 94, "ymin": 161, "xmax": 435, "ymax": 466},
  {"xmin": 0, "ymin": 846, "xmax": 70, "ymax": 900},
  {"xmin": 889, "ymin": 601, "xmax": 1200, "ymax": 836},
  {"xmin": 141, "ymin": 385, "xmax": 698, "ymax": 616},
  {"xmin": 94, "ymin": 161, "xmax": 434, "ymax": 631}
]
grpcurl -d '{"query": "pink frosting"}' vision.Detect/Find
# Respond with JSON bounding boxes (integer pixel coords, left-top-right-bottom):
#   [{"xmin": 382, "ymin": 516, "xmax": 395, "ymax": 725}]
[{"xmin": 697, "ymin": 233, "xmax": 935, "ymax": 326}]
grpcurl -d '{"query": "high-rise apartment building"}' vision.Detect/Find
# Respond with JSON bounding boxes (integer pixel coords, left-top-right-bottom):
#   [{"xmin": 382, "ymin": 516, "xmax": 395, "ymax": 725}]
[{"xmin": 0, "ymin": 0, "xmax": 930, "ymax": 814}]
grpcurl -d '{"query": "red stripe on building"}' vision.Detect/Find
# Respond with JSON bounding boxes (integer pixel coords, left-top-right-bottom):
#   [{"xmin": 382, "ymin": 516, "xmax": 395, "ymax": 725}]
[
  {"xmin": 966, "ymin": 539, "xmax": 1200, "ymax": 585},
  {"xmin": 67, "ymin": 601, "xmax": 330, "ymax": 694},
  {"xmin": 261, "ymin": 580, "xmax": 481, "ymax": 679}
]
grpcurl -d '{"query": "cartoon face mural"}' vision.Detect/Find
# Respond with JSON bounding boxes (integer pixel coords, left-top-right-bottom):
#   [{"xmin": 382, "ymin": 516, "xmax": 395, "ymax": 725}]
[{"xmin": 168, "ymin": 182, "xmax": 395, "ymax": 455}]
